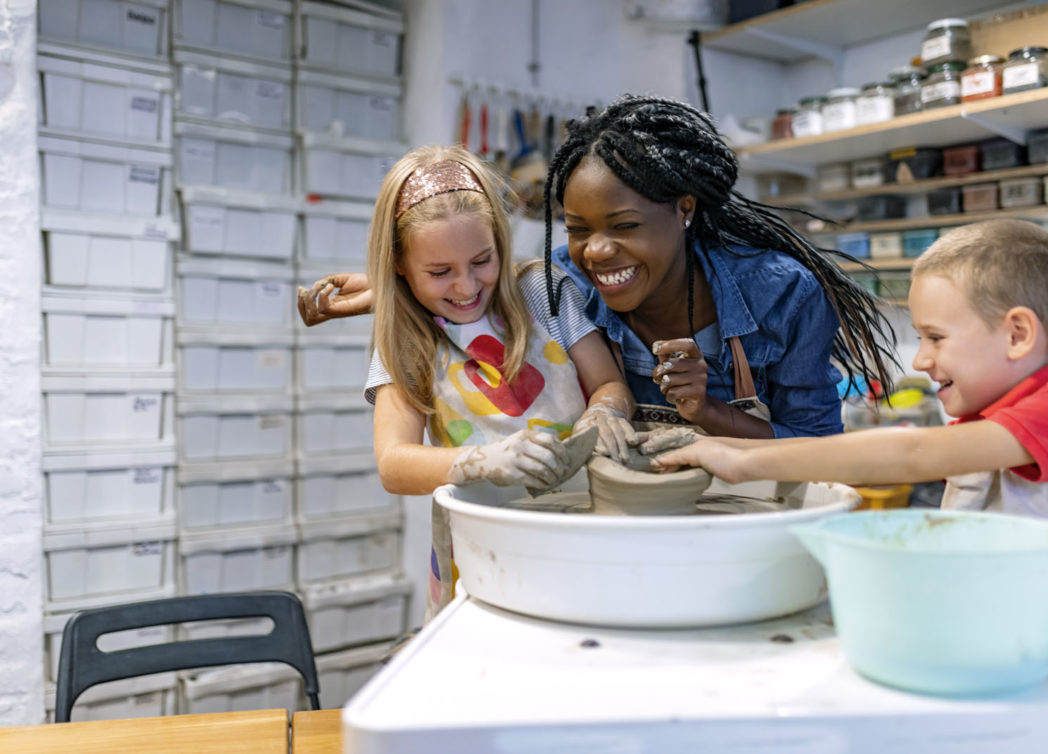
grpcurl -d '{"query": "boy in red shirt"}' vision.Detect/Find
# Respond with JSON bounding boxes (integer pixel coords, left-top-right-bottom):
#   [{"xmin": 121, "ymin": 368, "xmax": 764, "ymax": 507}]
[{"xmin": 654, "ymin": 219, "xmax": 1048, "ymax": 515}]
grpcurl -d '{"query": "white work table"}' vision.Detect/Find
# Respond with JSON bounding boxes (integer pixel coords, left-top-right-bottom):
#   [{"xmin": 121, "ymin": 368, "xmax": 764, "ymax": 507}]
[{"xmin": 344, "ymin": 592, "xmax": 1048, "ymax": 753}]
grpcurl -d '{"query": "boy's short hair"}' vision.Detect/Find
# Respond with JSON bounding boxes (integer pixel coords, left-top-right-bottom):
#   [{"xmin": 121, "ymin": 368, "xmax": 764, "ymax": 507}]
[{"xmin": 912, "ymin": 219, "xmax": 1048, "ymax": 328}]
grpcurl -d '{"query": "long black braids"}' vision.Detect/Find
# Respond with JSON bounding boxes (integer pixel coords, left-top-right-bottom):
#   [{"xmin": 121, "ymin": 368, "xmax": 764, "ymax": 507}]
[{"xmin": 542, "ymin": 93, "xmax": 899, "ymax": 395}]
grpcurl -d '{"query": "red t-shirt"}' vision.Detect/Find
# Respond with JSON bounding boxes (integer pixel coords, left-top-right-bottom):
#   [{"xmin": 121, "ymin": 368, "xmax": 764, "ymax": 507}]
[{"xmin": 951, "ymin": 364, "xmax": 1048, "ymax": 482}]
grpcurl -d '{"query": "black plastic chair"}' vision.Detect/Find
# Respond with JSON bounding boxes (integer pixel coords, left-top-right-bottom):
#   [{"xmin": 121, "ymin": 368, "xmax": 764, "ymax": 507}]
[{"xmin": 55, "ymin": 590, "xmax": 320, "ymax": 723}]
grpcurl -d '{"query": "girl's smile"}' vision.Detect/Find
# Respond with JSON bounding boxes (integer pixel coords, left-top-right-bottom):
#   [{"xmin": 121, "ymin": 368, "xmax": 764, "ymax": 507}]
[{"xmin": 397, "ymin": 214, "xmax": 500, "ymax": 324}]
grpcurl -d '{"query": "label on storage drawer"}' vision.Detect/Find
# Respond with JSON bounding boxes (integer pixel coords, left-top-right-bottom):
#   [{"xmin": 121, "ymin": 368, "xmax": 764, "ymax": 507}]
[
  {"xmin": 265, "ymin": 545, "xmax": 290, "ymax": 558},
  {"xmin": 133, "ymin": 540, "xmax": 162, "ymax": 556},
  {"xmin": 257, "ymin": 11, "xmax": 286, "ymax": 29},
  {"xmin": 130, "ymin": 166, "xmax": 160, "ymax": 185},
  {"xmin": 133, "ymin": 396, "xmax": 160, "ymax": 413},
  {"xmin": 134, "ymin": 467, "xmax": 162, "ymax": 485},
  {"xmin": 262, "ymin": 480, "xmax": 284, "ymax": 494},
  {"xmin": 371, "ymin": 31, "xmax": 395, "ymax": 47},
  {"xmin": 259, "ymin": 416, "xmax": 286, "ymax": 430},
  {"xmin": 1003, "ymin": 62, "xmax": 1041, "ymax": 90},
  {"xmin": 259, "ymin": 282, "xmax": 283, "ymax": 298},
  {"xmin": 921, "ymin": 36, "xmax": 951, "ymax": 64},
  {"xmin": 257, "ymin": 350, "xmax": 287, "ymax": 369},
  {"xmin": 131, "ymin": 96, "xmax": 159, "ymax": 114},
  {"xmin": 126, "ymin": 8, "xmax": 158, "ymax": 27},
  {"xmin": 144, "ymin": 223, "xmax": 169, "ymax": 241},
  {"xmin": 256, "ymin": 81, "xmax": 284, "ymax": 100},
  {"xmin": 369, "ymin": 96, "xmax": 395, "ymax": 112}
]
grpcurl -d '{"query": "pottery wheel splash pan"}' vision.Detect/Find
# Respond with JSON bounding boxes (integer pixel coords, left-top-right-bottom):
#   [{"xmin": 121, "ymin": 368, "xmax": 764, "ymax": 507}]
[{"xmin": 435, "ymin": 478, "xmax": 860, "ymax": 628}]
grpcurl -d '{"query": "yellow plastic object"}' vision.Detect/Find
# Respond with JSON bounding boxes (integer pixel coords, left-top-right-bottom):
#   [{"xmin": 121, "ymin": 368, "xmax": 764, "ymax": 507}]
[
  {"xmin": 853, "ymin": 484, "xmax": 912, "ymax": 510},
  {"xmin": 884, "ymin": 388, "xmax": 924, "ymax": 409}
]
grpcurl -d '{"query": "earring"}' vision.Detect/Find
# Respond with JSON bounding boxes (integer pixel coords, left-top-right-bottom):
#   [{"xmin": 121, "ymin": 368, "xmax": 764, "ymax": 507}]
[{"xmin": 684, "ymin": 219, "xmax": 691, "ymax": 229}]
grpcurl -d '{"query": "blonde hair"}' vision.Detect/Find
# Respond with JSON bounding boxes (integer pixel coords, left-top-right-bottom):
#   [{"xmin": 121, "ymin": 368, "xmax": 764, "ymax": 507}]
[
  {"xmin": 367, "ymin": 145, "xmax": 532, "ymax": 415},
  {"xmin": 912, "ymin": 219, "xmax": 1048, "ymax": 328}
]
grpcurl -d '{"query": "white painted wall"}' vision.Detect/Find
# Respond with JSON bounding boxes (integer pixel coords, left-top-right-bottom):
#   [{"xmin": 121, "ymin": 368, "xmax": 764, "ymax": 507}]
[{"xmin": 0, "ymin": 0, "xmax": 44, "ymax": 727}]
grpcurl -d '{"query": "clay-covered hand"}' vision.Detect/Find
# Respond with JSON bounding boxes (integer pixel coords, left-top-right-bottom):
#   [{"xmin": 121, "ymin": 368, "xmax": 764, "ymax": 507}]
[
  {"xmin": 652, "ymin": 338, "xmax": 709, "ymax": 423},
  {"xmin": 632, "ymin": 427, "xmax": 701, "ymax": 456},
  {"xmin": 446, "ymin": 428, "xmax": 572, "ymax": 489},
  {"xmin": 572, "ymin": 403, "xmax": 636, "ymax": 464},
  {"xmin": 297, "ymin": 272, "xmax": 373, "ymax": 327}
]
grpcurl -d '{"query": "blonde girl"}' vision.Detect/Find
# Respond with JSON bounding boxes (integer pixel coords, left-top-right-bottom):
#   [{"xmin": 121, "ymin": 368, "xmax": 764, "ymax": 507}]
[{"xmin": 364, "ymin": 145, "xmax": 633, "ymax": 617}]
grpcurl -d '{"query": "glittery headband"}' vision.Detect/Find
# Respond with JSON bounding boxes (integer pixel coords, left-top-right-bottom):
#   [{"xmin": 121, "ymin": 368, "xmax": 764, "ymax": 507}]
[{"xmin": 394, "ymin": 160, "xmax": 486, "ymax": 218}]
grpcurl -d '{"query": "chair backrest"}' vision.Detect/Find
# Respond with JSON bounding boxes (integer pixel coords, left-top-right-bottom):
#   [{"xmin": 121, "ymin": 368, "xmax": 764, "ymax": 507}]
[{"xmin": 55, "ymin": 590, "xmax": 320, "ymax": 723}]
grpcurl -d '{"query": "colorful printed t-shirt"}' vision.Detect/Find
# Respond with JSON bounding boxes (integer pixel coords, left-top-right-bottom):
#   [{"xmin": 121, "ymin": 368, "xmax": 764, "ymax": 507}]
[
  {"xmin": 365, "ymin": 265, "xmax": 596, "ymax": 618},
  {"xmin": 942, "ymin": 364, "xmax": 1048, "ymax": 516}
]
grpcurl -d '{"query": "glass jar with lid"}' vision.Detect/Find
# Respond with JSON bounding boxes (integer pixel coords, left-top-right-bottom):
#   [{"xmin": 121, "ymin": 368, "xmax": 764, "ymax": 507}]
[
  {"xmin": 1003, "ymin": 47, "xmax": 1048, "ymax": 94},
  {"xmin": 889, "ymin": 66, "xmax": 925, "ymax": 115},
  {"xmin": 822, "ymin": 87, "xmax": 860, "ymax": 133},
  {"xmin": 961, "ymin": 55, "xmax": 1003, "ymax": 102},
  {"xmin": 921, "ymin": 62, "xmax": 965, "ymax": 109},
  {"xmin": 856, "ymin": 82, "xmax": 895, "ymax": 125},
  {"xmin": 792, "ymin": 97, "xmax": 826, "ymax": 137},
  {"xmin": 771, "ymin": 108, "xmax": 795, "ymax": 140},
  {"xmin": 921, "ymin": 18, "xmax": 972, "ymax": 67}
]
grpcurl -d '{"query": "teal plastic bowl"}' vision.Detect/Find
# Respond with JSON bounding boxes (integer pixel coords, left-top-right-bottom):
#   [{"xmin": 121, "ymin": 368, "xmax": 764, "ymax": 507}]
[{"xmin": 791, "ymin": 510, "xmax": 1048, "ymax": 696}]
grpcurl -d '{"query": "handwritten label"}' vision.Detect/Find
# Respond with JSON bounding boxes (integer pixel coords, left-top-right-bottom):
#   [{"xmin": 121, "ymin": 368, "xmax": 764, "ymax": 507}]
[
  {"xmin": 259, "ymin": 416, "xmax": 285, "ymax": 430},
  {"xmin": 256, "ymin": 81, "xmax": 284, "ymax": 100},
  {"xmin": 261, "ymin": 480, "xmax": 284, "ymax": 494},
  {"xmin": 259, "ymin": 282, "xmax": 283, "ymax": 297},
  {"xmin": 130, "ymin": 96, "xmax": 158, "ymax": 113},
  {"xmin": 369, "ymin": 96, "xmax": 394, "ymax": 112},
  {"xmin": 129, "ymin": 165, "xmax": 160, "ymax": 185},
  {"xmin": 132, "ymin": 396, "xmax": 159, "ymax": 412},
  {"xmin": 143, "ymin": 222, "xmax": 168, "ymax": 240},
  {"xmin": 921, "ymin": 36, "xmax": 951, "ymax": 64},
  {"xmin": 133, "ymin": 540, "xmax": 162, "ymax": 556},
  {"xmin": 257, "ymin": 11, "xmax": 285, "ymax": 29},
  {"xmin": 371, "ymin": 31, "xmax": 394, "ymax": 48},
  {"xmin": 127, "ymin": 9, "xmax": 157, "ymax": 25},
  {"xmin": 258, "ymin": 349, "xmax": 287, "ymax": 369},
  {"xmin": 133, "ymin": 467, "xmax": 161, "ymax": 485},
  {"xmin": 265, "ymin": 545, "xmax": 290, "ymax": 558}
]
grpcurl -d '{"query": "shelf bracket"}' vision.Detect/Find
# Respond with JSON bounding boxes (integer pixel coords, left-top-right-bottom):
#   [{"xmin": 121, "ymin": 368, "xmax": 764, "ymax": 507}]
[
  {"xmin": 961, "ymin": 111, "xmax": 1028, "ymax": 145},
  {"xmin": 740, "ymin": 27, "xmax": 845, "ymax": 76},
  {"xmin": 739, "ymin": 152, "xmax": 817, "ymax": 178}
]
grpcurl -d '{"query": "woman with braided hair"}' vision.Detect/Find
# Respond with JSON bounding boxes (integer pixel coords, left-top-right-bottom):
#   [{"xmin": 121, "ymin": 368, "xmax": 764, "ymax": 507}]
[
  {"xmin": 298, "ymin": 94, "xmax": 897, "ymax": 440},
  {"xmin": 542, "ymin": 94, "xmax": 897, "ymax": 439}
]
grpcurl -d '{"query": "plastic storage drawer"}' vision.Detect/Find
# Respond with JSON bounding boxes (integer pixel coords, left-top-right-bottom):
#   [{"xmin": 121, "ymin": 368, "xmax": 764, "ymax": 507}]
[
  {"xmin": 39, "ymin": 0, "xmax": 169, "ymax": 58},
  {"xmin": 296, "ymin": 395, "xmax": 374, "ymax": 455},
  {"xmin": 961, "ymin": 182, "xmax": 998, "ymax": 212},
  {"xmin": 42, "ymin": 210, "xmax": 178, "ymax": 292},
  {"xmin": 179, "ymin": 524, "xmax": 296, "ymax": 595},
  {"xmin": 297, "ymin": 1, "xmax": 403, "ymax": 78},
  {"xmin": 902, "ymin": 228, "xmax": 939, "ymax": 258},
  {"xmin": 297, "ymin": 512, "xmax": 402, "ymax": 586},
  {"xmin": 43, "ymin": 445, "xmax": 176, "ymax": 526},
  {"xmin": 42, "ymin": 290, "xmax": 174, "ymax": 370},
  {"xmin": 174, "ymin": 50, "xmax": 292, "ymax": 132},
  {"xmin": 296, "ymin": 455, "xmax": 398, "ymax": 522},
  {"xmin": 296, "ymin": 338, "xmax": 369, "ymax": 393},
  {"xmin": 43, "ymin": 611, "xmax": 174, "ymax": 683},
  {"xmin": 175, "ymin": 122, "xmax": 293, "ymax": 195},
  {"xmin": 979, "ymin": 138, "xmax": 1026, "ymax": 171},
  {"xmin": 300, "ymin": 199, "xmax": 372, "ymax": 266},
  {"xmin": 38, "ymin": 44, "xmax": 173, "ymax": 146},
  {"xmin": 869, "ymin": 232, "xmax": 902, "ymax": 259},
  {"xmin": 42, "ymin": 519, "xmax": 176, "ymax": 609},
  {"xmin": 181, "ymin": 662, "xmax": 300, "ymax": 715},
  {"xmin": 315, "ymin": 644, "xmax": 392, "ymax": 710},
  {"xmin": 299, "ymin": 132, "xmax": 403, "ymax": 200},
  {"xmin": 178, "ymin": 332, "xmax": 293, "ymax": 393},
  {"xmin": 44, "ymin": 674, "xmax": 177, "ymax": 723},
  {"xmin": 42, "ymin": 373, "xmax": 175, "ymax": 446},
  {"xmin": 178, "ymin": 459, "xmax": 294, "ymax": 532},
  {"xmin": 177, "ymin": 394, "xmax": 292, "ymax": 463},
  {"xmin": 179, "ymin": 186, "xmax": 298, "ymax": 259},
  {"xmin": 40, "ymin": 134, "xmax": 172, "ymax": 216},
  {"xmin": 1029, "ymin": 128, "xmax": 1048, "ymax": 165},
  {"xmin": 172, "ymin": 0, "xmax": 293, "ymax": 63},
  {"xmin": 302, "ymin": 573, "xmax": 411, "ymax": 653},
  {"xmin": 177, "ymin": 255, "xmax": 293, "ymax": 331},
  {"xmin": 295, "ymin": 69, "xmax": 401, "ymax": 141}
]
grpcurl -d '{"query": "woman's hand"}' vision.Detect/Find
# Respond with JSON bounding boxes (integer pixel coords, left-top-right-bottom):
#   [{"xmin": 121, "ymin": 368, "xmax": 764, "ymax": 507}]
[
  {"xmin": 446, "ymin": 428, "xmax": 572, "ymax": 489},
  {"xmin": 297, "ymin": 272, "xmax": 373, "ymax": 326},
  {"xmin": 573, "ymin": 401, "xmax": 636, "ymax": 464},
  {"xmin": 652, "ymin": 338, "xmax": 710, "ymax": 423}
]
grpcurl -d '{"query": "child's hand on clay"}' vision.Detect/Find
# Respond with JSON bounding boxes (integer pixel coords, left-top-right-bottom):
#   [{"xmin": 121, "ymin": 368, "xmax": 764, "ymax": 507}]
[
  {"xmin": 573, "ymin": 403, "xmax": 636, "ymax": 464},
  {"xmin": 632, "ymin": 427, "xmax": 700, "ymax": 456},
  {"xmin": 446, "ymin": 428, "xmax": 572, "ymax": 489},
  {"xmin": 652, "ymin": 435, "xmax": 741, "ymax": 481}
]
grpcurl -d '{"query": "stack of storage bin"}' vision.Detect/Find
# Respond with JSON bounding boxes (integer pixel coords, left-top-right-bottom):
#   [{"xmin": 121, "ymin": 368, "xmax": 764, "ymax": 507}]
[
  {"xmin": 292, "ymin": 0, "xmax": 411, "ymax": 710},
  {"xmin": 169, "ymin": 0, "xmax": 303, "ymax": 711},
  {"xmin": 37, "ymin": 0, "xmax": 180, "ymax": 721}
]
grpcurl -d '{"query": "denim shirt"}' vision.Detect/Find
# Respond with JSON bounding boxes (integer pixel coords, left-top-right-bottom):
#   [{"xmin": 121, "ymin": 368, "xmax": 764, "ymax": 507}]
[{"xmin": 551, "ymin": 241, "xmax": 844, "ymax": 437}]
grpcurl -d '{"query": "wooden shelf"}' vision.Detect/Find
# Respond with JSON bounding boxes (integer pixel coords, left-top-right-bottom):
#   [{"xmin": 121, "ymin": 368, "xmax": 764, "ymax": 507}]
[
  {"xmin": 703, "ymin": 0, "xmax": 1015, "ymax": 63},
  {"xmin": 836, "ymin": 205, "xmax": 1048, "ymax": 233},
  {"xmin": 737, "ymin": 88, "xmax": 1048, "ymax": 176},
  {"xmin": 762, "ymin": 164, "xmax": 1048, "ymax": 206},
  {"xmin": 837, "ymin": 258, "xmax": 915, "ymax": 272}
]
